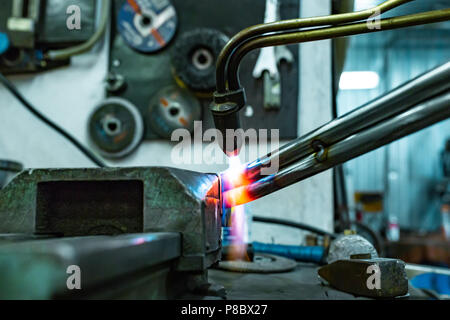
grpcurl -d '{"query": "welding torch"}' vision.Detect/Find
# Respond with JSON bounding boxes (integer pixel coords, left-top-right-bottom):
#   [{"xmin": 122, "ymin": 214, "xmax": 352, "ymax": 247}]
[{"xmin": 210, "ymin": 0, "xmax": 450, "ymax": 156}]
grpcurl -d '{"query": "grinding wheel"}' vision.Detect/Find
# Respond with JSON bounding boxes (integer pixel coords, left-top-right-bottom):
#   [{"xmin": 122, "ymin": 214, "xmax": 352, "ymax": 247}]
[
  {"xmin": 171, "ymin": 28, "xmax": 229, "ymax": 93},
  {"xmin": 88, "ymin": 98, "xmax": 144, "ymax": 159}
]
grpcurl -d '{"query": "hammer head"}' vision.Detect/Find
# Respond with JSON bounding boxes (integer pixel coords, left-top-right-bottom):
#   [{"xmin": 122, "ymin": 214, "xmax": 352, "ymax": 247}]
[{"xmin": 318, "ymin": 257, "xmax": 409, "ymax": 298}]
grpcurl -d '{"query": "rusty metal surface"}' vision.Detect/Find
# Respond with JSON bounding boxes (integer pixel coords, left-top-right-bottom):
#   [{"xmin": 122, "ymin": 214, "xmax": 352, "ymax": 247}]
[{"xmin": 0, "ymin": 167, "xmax": 222, "ymax": 271}]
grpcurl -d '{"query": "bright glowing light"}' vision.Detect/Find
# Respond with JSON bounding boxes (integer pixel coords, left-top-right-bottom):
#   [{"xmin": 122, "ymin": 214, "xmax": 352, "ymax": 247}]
[
  {"xmin": 339, "ymin": 71, "xmax": 380, "ymax": 90},
  {"xmin": 226, "ymin": 156, "xmax": 250, "ymax": 261},
  {"xmin": 228, "ymin": 155, "xmax": 242, "ymax": 168},
  {"xmin": 223, "ymin": 186, "xmax": 252, "ymax": 208}
]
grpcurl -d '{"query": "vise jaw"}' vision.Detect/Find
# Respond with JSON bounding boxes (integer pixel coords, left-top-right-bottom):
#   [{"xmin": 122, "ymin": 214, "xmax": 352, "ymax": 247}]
[{"xmin": 0, "ymin": 167, "xmax": 222, "ymax": 272}]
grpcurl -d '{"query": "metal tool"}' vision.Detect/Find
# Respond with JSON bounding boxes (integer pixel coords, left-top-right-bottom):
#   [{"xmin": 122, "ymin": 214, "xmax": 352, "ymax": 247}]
[
  {"xmin": 275, "ymin": 45, "xmax": 294, "ymax": 65},
  {"xmin": 209, "ymin": 100, "xmax": 244, "ymax": 157},
  {"xmin": 252, "ymin": 0, "xmax": 293, "ymax": 110},
  {"xmin": 0, "ymin": 167, "xmax": 221, "ymax": 271},
  {"xmin": 252, "ymin": 0, "xmax": 279, "ymax": 80},
  {"xmin": 262, "ymin": 71, "xmax": 281, "ymax": 110},
  {"xmin": 0, "ymin": 165, "xmax": 224, "ymax": 299},
  {"xmin": 220, "ymin": 62, "xmax": 450, "ymax": 208},
  {"xmin": 210, "ymin": 0, "xmax": 450, "ymax": 156},
  {"xmin": 318, "ymin": 255, "xmax": 409, "ymax": 298},
  {"xmin": 327, "ymin": 234, "xmax": 379, "ymax": 264},
  {"xmin": 252, "ymin": 0, "xmax": 294, "ymax": 78}
]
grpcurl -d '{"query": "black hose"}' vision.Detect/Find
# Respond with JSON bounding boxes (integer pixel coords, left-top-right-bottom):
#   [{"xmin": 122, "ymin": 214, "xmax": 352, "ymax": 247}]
[
  {"xmin": 253, "ymin": 216, "xmax": 337, "ymax": 239},
  {"xmin": 0, "ymin": 72, "xmax": 107, "ymax": 168}
]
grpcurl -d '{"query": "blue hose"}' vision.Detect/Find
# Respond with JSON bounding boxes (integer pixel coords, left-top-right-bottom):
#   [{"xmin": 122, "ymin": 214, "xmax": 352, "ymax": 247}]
[{"xmin": 252, "ymin": 242, "xmax": 325, "ymax": 264}]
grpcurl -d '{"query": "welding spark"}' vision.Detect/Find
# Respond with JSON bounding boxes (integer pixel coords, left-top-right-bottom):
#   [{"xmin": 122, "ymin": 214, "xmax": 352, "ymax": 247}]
[{"xmin": 221, "ymin": 156, "xmax": 248, "ymax": 190}]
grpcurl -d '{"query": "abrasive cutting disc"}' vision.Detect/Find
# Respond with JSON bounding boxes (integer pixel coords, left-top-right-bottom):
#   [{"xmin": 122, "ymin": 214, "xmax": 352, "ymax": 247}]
[
  {"xmin": 88, "ymin": 98, "xmax": 144, "ymax": 159},
  {"xmin": 118, "ymin": 0, "xmax": 178, "ymax": 53},
  {"xmin": 146, "ymin": 85, "xmax": 201, "ymax": 139},
  {"xmin": 171, "ymin": 28, "xmax": 229, "ymax": 92}
]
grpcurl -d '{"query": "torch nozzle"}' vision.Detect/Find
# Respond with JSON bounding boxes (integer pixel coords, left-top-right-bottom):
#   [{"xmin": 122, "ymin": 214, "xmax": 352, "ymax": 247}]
[{"xmin": 210, "ymin": 102, "xmax": 243, "ymax": 157}]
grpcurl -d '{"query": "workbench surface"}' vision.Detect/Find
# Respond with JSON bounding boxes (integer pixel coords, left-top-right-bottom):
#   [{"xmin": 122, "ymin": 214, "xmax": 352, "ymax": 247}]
[{"xmin": 209, "ymin": 263, "xmax": 429, "ymax": 300}]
